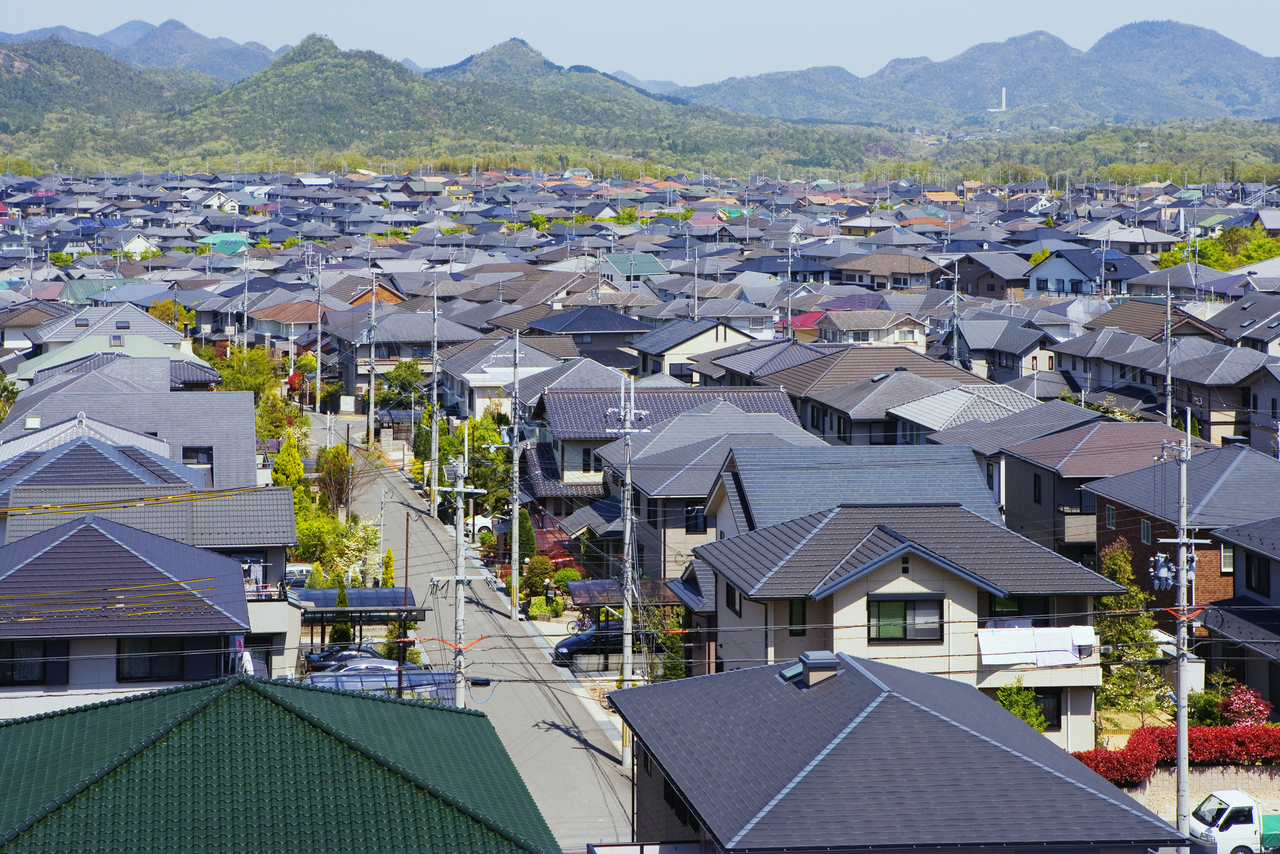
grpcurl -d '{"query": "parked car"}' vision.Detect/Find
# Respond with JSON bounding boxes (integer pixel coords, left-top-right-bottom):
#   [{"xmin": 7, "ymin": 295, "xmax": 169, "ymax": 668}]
[
  {"xmin": 303, "ymin": 646, "xmax": 385, "ymax": 672},
  {"xmin": 553, "ymin": 620, "xmax": 629, "ymax": 667},
  {"xmin": 330, "ymin": 660, "xmax": 424, "ymax": 674}
]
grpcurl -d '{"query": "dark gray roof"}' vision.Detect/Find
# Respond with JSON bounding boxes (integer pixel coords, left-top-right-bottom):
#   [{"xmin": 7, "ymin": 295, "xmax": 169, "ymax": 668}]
[
  {"xmin": 526, "ymin": 305, "xmax": 649, "ymax": 335},
  {"xmin": 1207, "ymin": 294, "xmax": 1280, "ymax": 343},
  {"xmin": 1201, "ymin": 596, "xmax": 1280, "ymax": 663},
  {"xmin": 1213, "ymin": 514, "xmax": 1280, "ymax": 562},
  {"xmin": 694, "ymin": 504, "xmax": 1118, "ymax": 598},
  {"xmin": 722, "ymin": 445, "xmax": 1002, "ymax": 528},
  {"xmin": 610, "ymin": 653, "xmax": 1180, "ymax": 853},
  {"xmin": 806, "ymin": 372, "xmax": 957, "ymax": 419},
  {"xmin": 534, "ymin": 388, "xmax": 799, "ymax": 442},
  {"xmin": 927, "ymin": 399, "xmax": 1106, "ymax": 457},
  {"xmin": 1086, "ymin": 445, "xmax": 1280, "ymax": 528},
  {"xmin": 5, "ymin": 485, "xmax": 297, "ymax": 547},
  {"xmin": 666, "ymin": 560, "xmax": 714, "ymax": 614},
  {"xmin": 0, "ymin": 437, "xmax": 205, "ymax": 501},
  {"xmin": 557, "ymin": 497, "xmax": 622, "ymax": 539},
  {"xmin": 0, "ymin": 514, "xmax": 249, "ymax": 638},
  {"xmin": 520, "ymin": 445, "xmax": 607, "ymax": 502},
  {"xmin": 502, "ymin": 357, "xmax": 624, "ymax": 408},
  {"xmin": 0, "ymin": 390, "xmax": 259, "ymax": 489},
  {"xmin": 628, "ymin": 318, "xmax": 719, "ymax": 356}
]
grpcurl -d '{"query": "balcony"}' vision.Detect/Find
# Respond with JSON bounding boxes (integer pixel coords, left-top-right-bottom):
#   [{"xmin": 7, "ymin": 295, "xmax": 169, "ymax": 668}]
[
  {"xmin": 975, "ymin": 624, "xmax": 1102, "ymax": 688},
  {"xmin": 1058, "ymin": 508, "xmax": 1096, "ymax": 544}
]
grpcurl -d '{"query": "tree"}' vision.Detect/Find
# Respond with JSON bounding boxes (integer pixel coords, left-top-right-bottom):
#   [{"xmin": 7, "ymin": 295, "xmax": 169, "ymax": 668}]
[
  {"xmin": 1095, "ymin": 538, "xmax": 1169, "ymax": 722},
  {"xmin": 615, "ymin": 206, "xmax": 638, "ymax": 225},
  {"xmin": 48, "ymin": 251, "xmax": 73, "ymax": 267},
  {"xmin": 439, "ymin": 411, "xmax": 510, "ymax": 515},
  {"xmin": 148, "ymin": 299, "xmax": 195, "ymax": 331},
  {"xmin": 0, "ymin": 375, "xmax": 18, "ymax": 423},
  {"xmin": 295, "ymin": 353, "xmax": 317, "ymax": 376},
  {"xmin": 529, "ymin": 213, "xmax": 548, "ymax": 231},
  {"xmin": 256, "ymin": 391, "xmax": 310, "ymax": 444},
  {"xmin": 381, "ymin": 547, "xmax": 395, "ymax": 588},
  {"xmin": 996, "ymin": 676, "xmax": 1048, "ymax": 732},
  {"xmin": 214, "ymin": 346, "xmax": 278, "ymax": 404},
  {"xmin": 521, "ymin": 555, "xmax": 556, "ymax": 603},
  {"xmin": 518, "ymin": 508, "xmax": 535, "ymax": 564},
  {"xmin": 304, "ymin": 563, "xmax": 326, "ymax": 588},
  {"xmin": 375, "ymin": 360, "xmax": 423, "ymax": 408},
  {"xmin": 271, "ymin": 436, "xmax": 304, "ymax": 488},
  {"xmin": 282, "ymin": 236, "xmax": 300, "ymax": 249},
  {"xmin": 329, "ymin": 580, "xmax": 353, "ymax": 644},
  {"xmin": 316, "ymin": 444, "xmax": 353, "ymax": 513},
  {"xmin": 1027, "ymin": 248, "xmax": 1051, "ymax": 266},
  {"xmin": 1043, "ymin": 216, "xmax": 1054, "ymax": 228}
]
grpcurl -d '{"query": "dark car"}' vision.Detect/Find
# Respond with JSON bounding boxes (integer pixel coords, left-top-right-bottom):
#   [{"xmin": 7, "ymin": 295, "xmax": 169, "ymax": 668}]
[
  {"xmin": 552, "ymin": 620, "xmax": 627, "ymax": 667},
  {"xmin": 303, "ymin": 646, "xmax": 385, "ymax": 672}
]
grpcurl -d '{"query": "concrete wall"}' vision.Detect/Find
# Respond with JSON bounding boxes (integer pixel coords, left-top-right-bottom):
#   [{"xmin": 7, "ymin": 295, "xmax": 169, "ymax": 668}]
[{"xmin": 1124, "ymin": 765, "xmax": 1280, "ymax": 820}]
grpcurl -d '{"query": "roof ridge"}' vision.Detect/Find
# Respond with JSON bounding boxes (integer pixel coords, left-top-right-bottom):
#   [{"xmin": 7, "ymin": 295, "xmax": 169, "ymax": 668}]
[
  {"xmin": 814, "ymin": 524, "xmax": 908, "ymax": 591},
  {"xmin": 750, "ymin": 507, "xmax": 840, "ymax": 596},
  {"xmin": 1189, "ymin": 445, "xmax": 1248, "ymax": 523},
  {"xmin": 1, "ymin": 679, "xmax": 235, "ymax": 846},
  {"xmin": 242, "ymin": 678, "xmax": 550, "ymax": 854},
  {"xmin": 890, "ymin": 690, "xmax": 1174, "ymax": 835}
]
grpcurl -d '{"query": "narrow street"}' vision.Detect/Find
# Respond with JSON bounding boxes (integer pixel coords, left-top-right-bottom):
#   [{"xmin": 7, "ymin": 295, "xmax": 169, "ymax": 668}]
[{"xmin": 312, "ymin": 415, "xmax": 633, "ymax": 853}]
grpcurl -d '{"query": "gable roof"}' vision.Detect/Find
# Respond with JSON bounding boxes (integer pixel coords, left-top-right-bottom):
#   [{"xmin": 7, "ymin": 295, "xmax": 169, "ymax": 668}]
[
  {"xmin": 1083, "ymin": 299, "xmax": 1225, "ymax": 341},
  {"xmin": 0, "ymin": 676, "xmax": 559, "ymax": 853},
  {"xmin": 927, "ymin": 399, "xmax": 1107, "ymax": 457},
  {"xmin": 533, "ymin": 387, "xmax": 799, "ymax": 441},
  {"xmin": 610, "ymin": 654, "xmax": 1177, "ymax": 854},
  {"xmin": 1086, "ymin": 444, "xmax": 1280, "ymax": 528},
  {"xmin": 887, "ymin": 385, "xmax": 1040, "ymax": 431},
  {"xmin": 758, "ymin": 345, "xmax": 988, "ymax": 395},
  {"xmin": 695, "ymin": 504, "xmax": 1118, "ymax": 599},
  {"xmin": 525, "ymin": 305, "xmax": 649, "ymax": 335},
  {"xmin": 628, "ymin": 318, "xmax": 723, "ymax": 355},
  {"xmin": 1003, "ymin": 422, "xmax": 1211, "ymax": 479},
  {"xmin": 720, "ymin": 445, "xmax": 1002, "ymax": 528}
]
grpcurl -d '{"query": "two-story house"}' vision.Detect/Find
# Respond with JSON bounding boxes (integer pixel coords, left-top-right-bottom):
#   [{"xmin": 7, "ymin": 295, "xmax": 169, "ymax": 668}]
[
  {"xmin": 626, "ymin": 319, "xmax": 753, "ymax": 383},
  {"xmin": 691, "ymin": 503, "xmax": 1119, "ymax": 750},
  {"xmin": 813, "ymin": 309, "xmax": 926, "ymax": 352}
]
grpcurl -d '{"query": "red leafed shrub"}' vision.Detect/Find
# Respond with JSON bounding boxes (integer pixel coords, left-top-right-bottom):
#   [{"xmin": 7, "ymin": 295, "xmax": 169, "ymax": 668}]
[
  {"xmin": 1221, "ymin": 684, "xmax": 1273, "ymax": 726},
  {"xmin": 1075, "ymin": 725, "xmax": 1280, "ymax": 787}
]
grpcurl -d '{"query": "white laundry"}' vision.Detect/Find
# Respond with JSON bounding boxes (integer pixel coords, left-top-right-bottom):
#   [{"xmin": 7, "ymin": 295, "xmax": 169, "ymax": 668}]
[
  {"xmin": 1034, "ymin": 627, "xmax": 1080, "ymax": 667},
  {"xmin": 977, "ymin": 627, "xmax": 1036, "ymax": 665}
]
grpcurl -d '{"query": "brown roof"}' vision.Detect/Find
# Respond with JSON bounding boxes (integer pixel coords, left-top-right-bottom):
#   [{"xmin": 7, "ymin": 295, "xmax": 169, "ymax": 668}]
[
  {"xmin": 816, "ymin": 310, "xmax": 918, "ymax": 331},
  {"xmin": 760, "ymin": 346, "xmax": 989, "ymax": 395},
  {"xmin": 1083, "ymin": 299, "xmax": 1225, "ymax": 341},
  {"xmin": 1003, "ymin": 421, "xmax": 1212, "ymax": 479},
  {"xmin": 249, "ymin": 301, "xmax": 320, "ymax": 323},
  {"xmin": 490, "ymin": 304, "xmax": 562, "ymax": 331},
  {"xmin": 830, "ymin": 252, "xmax": 941, "ymax": 275}
]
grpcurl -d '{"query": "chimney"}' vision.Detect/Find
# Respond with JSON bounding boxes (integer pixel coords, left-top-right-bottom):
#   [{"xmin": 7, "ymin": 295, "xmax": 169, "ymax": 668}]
[{"xmin": 800, "ymin": 650, "xmax": 840, "ymax": 686}]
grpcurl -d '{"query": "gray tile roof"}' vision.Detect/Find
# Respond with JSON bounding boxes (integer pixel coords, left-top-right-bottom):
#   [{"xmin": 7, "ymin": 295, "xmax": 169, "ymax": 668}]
[
  {"xmin": 722, "ymin": 445, "xmax": 1003, "ymax": 528},
  {"xmin": 502, "ymin": 357, "xmax": 625, "ymax": 408},
  {"xmin": 534, "ymin": 387, "xmax": 799, "ymax": 442},
  {"xmin": 0, "ymin": 437, "xmax": 205, "ymax": 502},
  {"xmin": 927, "ymin": 399, "xmax": 1106, "ymax": 457},
  {"xmin": 808, "ymin": 373, "xmax": 957, "ymax": 419},
  {"xmin": 694, "ymin": 504, "xmax": 1119, "ymax": 598},
  {"xmin": 27, "ymin": 303, "xmax": 182, "ymax": 346},
  {"xmin": 1214, "ymin": 514, "xmax": 1280, "ymax": 562},
  {"xmin": 526, "ymin": 305, "xmax": 650, "ymax": 335},
  {"xmin": 628, "ymin": 318, "xmax": 720, "ymax": 356},
  {"xmin": 1086, "ymin": 445, "xmax": 1280, "ymax": 528},
  {"xmin": 610, "ymin": 654, "xmax": 1180, "ymax": 853},
  {"xmin": 887, "ymin": 385, "xmax": 1040, "ymax": 431},
  {"xmin": 666, "ymin": 559, "xmax": 714, "ymax": 613},
  {"xmin": 0, "ymin": 514, "xmax": 249, "ymax": 638},
  {"xmin": 1004, "ymin": 422, "xmax": 1211, "ymax": 479},
  {"xmin": 0, "ymin": 390, "xmax": 259, "ymax": 490},
  {"xmin": 557, "ymin": 497, "xmax": 622, "ymax": 538}
]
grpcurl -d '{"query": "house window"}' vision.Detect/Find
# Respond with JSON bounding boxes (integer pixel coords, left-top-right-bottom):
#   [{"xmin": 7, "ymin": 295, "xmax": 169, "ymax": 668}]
[
  {"xmin": 110, "ymin": 335, "xmax": 124, "ymax": 347},
  {"xmin": 0, "ymin": 640, "xmax": 68, "ymax": 686},
  {"xmin": 685, "ymin": 502, "xmax": 707, "ymax": 535},
  {"xmin": 647, "ymin": 497, "xmax": 660, "ymax": 529},
  {"xmin": 986, "ymin": 462, "xmax": 994, "ymax": 491},
  {"xmin": 1141, "ymin": 518, "xmax": 1152, "ymax": 545},
  {"xmin": 789, "ymin": 599, "xmax": 807, "ymax": 637},
  {"xmin": 1031, "ymin": 356, "xmax": 1038, "ymax": 371},
  {"xmin": 581, "ymin": 448, "xmax": 592, "ymax": 473},
  {"xmin": 1241, "ymin": 388, "xmax": 1251, "ymax": 409},
  {"xmin": 892, "ymin": 276, "xmax": 908, "ymax": 288},
  {"xmin": 1106, "ymin": 505, "xmax": 1116, "ymax": 530},
  {"xmin": 1048, "ymin": 356, "xmax": 1054, "ymax": 370},
  {"xmin": 837, "ymin": 416, "xmax": 852, "ymax": 444},
  {"xmin": 725, "ymin": 581, "xmax": 742, "ymax": 617},
  {"xmin": 1032, "ymin": 473, "xmax": 1042, "ymax": 505},
  {"xmin": 117, "ymin": 637, "xmax": 222, "ymax": 682},
  {"xmin": 895, "ymin": 328, "xmax": 915, "ymax": 342},
  {"xmin": 870, "ymin": 421, "xmax": 895, "ymax": 445},
  {"xmin": 1245, "ymin": 553, "xmax": 1271, "ymax": 597},
  {"xmin": 749, "ymin": 317, "xmax": 767, "ymax": 329},
  {"xmin": 1222, "ymin": 545, "xmax": 1235, "ymax": 576},
  {"xmin": 810, "ymin": 405, "xmax": 826, "ymax": 432},
  {"xmin": 1272, "ymin": 398, "xmax": 1277, "ymax": 419},
  {"xmin": 1036, "ymin": 278, "xmax": 1048, "ymax": 291},
  {"xmin": 115, "ymin": 320, "xmax": 130, "ymax": 330},
  {"xmin": 868, "ymin": 598, "xmax": 942, "ymax": 642},
  {"xmin": 1035, "ymin": 688, "xmax": 1063, "ymax": 731},
  {"xmin": 641, "ymin": 743, "xmax": 651, "ymax": 776},
  {"xmin": 636, "ymin": 543, "xmax": 645, "ymax": 569}
]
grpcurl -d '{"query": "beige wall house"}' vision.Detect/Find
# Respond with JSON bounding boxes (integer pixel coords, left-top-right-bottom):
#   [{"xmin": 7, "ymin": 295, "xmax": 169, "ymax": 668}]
[
  {"xmin": 814, "ymin": 309, "xmax": 926, "ymax": 352},
  {"xmin": 626, "ymin": 319, "xmax": 754, "ymax": 383}
]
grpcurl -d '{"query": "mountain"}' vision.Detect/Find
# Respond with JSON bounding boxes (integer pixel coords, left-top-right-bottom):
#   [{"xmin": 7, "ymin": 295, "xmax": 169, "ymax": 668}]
[
  {"xmin": 99, "ymin": 20, "xmax": 155, "ymax": 47},
  {"xmin": 0, "ymin": 19, "xmax": 276, "ymax": 81},
  {"xmin": 669, "ymin": 20, "xmax": 1280, "ymax": 127},
  {"xmin": 400, "ymin": 57, "xmax": 425, "ymax": 75},
  {"xmin": 610, "ymin": 70, "xmax": 679, "ymax": 95}
]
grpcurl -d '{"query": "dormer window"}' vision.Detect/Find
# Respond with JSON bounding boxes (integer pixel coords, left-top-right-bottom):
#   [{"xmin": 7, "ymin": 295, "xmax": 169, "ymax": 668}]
[
  {"xmin": 116, "ymin": 320, "xmax": 130, "ymax": 330},
  {"xmin": 74, "ymin": 318, "xmax": 90, "ymax": 328}
]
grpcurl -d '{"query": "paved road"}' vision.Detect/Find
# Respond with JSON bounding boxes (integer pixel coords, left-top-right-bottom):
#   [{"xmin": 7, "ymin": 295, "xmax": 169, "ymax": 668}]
[{"xmin": 312, "ymin": 415, "xmax": 633, "ymax": 853}]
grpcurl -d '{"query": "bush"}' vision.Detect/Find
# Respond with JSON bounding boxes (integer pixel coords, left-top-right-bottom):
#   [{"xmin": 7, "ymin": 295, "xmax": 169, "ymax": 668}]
[
  {"xmin": 996, "ymin": 676, "xmax": 1047, "ymax": 733},
  {"xmin": 522, "ymin": 555, "xmax": 556, "ymax": 601},
  {"xmin": 553, "ymin": 567, "xmax": 581, "ymax": 588},
  {"xmin": 527, "ymin": 597, "xmax": 564, "ymax": 619},
  {"xmin": 1074, "ymin": 725, "xmax": 1280, "ymax": 787},
  {"xmin": 1190, "ymin": 691, "xmax": 1225, "ymax": 727},
  {"xmin": 1222, "ymin": 683, "xmax": 1273, "ymax": 726}
]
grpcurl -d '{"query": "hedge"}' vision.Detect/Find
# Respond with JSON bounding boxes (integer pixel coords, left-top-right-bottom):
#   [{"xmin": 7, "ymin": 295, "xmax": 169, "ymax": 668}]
[{"xmin": 1074, "ymin": 725, "xmax": 1280, "ymax": 787}]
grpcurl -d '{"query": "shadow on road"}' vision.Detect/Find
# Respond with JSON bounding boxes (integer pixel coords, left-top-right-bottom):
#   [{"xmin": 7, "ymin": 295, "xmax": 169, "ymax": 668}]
[{"xmin": 533, "ymin": 719, "xmax": 621, "ymax": 765}]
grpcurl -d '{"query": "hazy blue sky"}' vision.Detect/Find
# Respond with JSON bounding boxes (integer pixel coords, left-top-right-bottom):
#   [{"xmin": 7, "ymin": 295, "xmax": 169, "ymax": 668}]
[{"xmin": 6, "ymin": 0, "xmax": 1277, "ymax": 85}]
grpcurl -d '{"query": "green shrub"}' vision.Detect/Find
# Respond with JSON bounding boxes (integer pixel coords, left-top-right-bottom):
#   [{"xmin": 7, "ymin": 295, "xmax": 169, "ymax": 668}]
[
  {"xmin": 527, "ymin": 597, "xmax": 564, "ymax": 618},
  {"xmin": 997, "ymin": 676, "xmax": 1048, "ymax": 732},
  {"xmin": 522, "ymin": 555, "xmax": 556, "ymax": 601},
  {"xmin": 553, "ymin": 567, "xmax": 581, "ymax": 587},
  {"xmin": 1189, "ymin": 690, "xmax": 1225, "ymax": 726}
]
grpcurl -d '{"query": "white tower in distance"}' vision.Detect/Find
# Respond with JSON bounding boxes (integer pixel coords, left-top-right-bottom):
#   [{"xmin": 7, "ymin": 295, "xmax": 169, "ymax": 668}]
[{"xmin": 987, "ymin": 87, "xmax": 1007, "ymax": 112}]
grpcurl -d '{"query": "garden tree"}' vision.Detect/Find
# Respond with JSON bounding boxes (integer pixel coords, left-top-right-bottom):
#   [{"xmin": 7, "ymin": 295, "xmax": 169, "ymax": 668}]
[
  {"xmin": 529, "ymin": 213, "xmax": 548, "ymax": 231},
  {"xmin": 1156, "ymin": 224, "xmax": 1280, "ymax": 272},
  {"xmin": 1027, "ymin": 248, "xmax": 1051, "ymax": 266},
  {"xmin": 254, "ymin": 235, "xmax": 271, "ymax": 249},
  {"xmin": 316, "ymin": 443, "xmax": 353, "ymax": 513},
  {"xmin": 1043, "ymin": 216, "xmax": 1054, "ymax": 228},
  {"xmin": 211, "ymin": 346, "xmax": 278, "ymax": 403},
  {"xmin": 270, "ymin": 436, "xmax": 304, "ymax": 488},
  {"xmin": 521, "ymin": 555, "xmax": 556, "ymax": 603},
  {"xmin": 291, "ymin": 492, "xmax": 346, "ymax": 564},
  {"xmin": 1094, "ymin": 538, "xmax": 1170, "ymax": 722},
  {"xmin": 48, "ymin": 251, "xmax": 73, "ymax": 267},
  {"xmin": 147, "ymin": 298, "xmax": 196, "ymax": 330},
  {"xmin": 380, "ymin": 547, "xmax": 395, "ymax": 588},
  {"xmin": 374, "ymin": 359, "xmax": 423, "ymax": 408},
  {"xmin": 329, "ymin": 517, "xmax": 382, "ymax": 587},
  {"xmin": 295, "ymin": 353, "xmax": 317, "ymax": 376},
  {"xmin": 996, "ymin": 676, "xmax": 1048, "ymax": 733},
  {"xmin": 438, "ymin": 410, "xmax": 510, "ymax": 515},
  {"xmin": 329, "ymin": 580, "xmax": 353, "ymax": 644},
  {"xmin": 641, "ymin": 602, "xmax": 686, "ymax": 682},
  {"xmin": 614, "ymin": 206, "xmax": 638, "ymax": 225},
  {"xmin": 518, "ymin": 508, "xmax": 535, "ymax": 565},
  {"xmin": 0, "ymin": 375, "xmax": 18, "ymax": 423},
  {"xmin": 378, "ymin": 618, "xmax": 422, "ymax": 664},
  {"xmin": 255, "ymin": 391, "xmax": 310, "ymax": 444},
  {"xmin": 304, "ymin": 563, "xmax": 326, "ymax": 588},
  {"xmin": 282, "ymin": 236, "xmax": 300, "ymax": 249}
]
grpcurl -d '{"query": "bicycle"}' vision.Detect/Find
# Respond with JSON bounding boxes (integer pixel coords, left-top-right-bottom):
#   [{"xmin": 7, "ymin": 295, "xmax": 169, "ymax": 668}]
[{"xmin": 565, "ymin": 614, "xmax": 594, "ymax": 635}]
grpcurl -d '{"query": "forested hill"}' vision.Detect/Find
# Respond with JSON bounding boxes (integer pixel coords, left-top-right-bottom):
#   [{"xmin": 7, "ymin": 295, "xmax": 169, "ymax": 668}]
[{"xmin": 668, "ymin": 21, "xmax": 1280, "ymax": 127}]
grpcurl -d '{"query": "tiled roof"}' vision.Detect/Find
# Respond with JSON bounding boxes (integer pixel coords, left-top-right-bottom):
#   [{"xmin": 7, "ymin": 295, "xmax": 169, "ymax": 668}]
[
  {"xmin": 521, "ymin": 445, "xmax": 607, "ymax": 501},
  {"xmin": 610, "ymin": 654, "xmax": 1178, "ymax": 854},
  {"xmin": 534, "ymin": 387, "xmax": 799, "ymax": 441},
  {"xmin": 0, "ymin": 515, "xmax": 249, "ymax": 638},
  {"xmin": 928, "ymin": 399, "xmax": 1106, "ymax": 457},
  {"xmin": 0, "ymin": 676, "xmax": 560, "ymax": 853},
  {"xmin": 760, "ymin": 345, "xmax": 988, "ymax": 395},
  {"xmin": 1086, "ymin": 444, "xmax": 1280, "ymax": 527},
  {"xmin": 722, "ymin": 445, "xmax": 1003, "ymax": 528},
  {"xmin": 807, "ymin": 372, "xmax": 958, "ymax": 419},
  {"xmin": 525, "ymin": 305, "xmax": 649, "ymax": 335},
  {"xmin": 694, "ymin": 504, "xmax": 1118, "ymax": 598},
  {"xmin": 887, "ymin": 385, "xmax": 1040, "ymax": 431},
  {"xmin": 1004, "ymin": 422, "xmax": 1211, "ymax": 479},
  {"xmin": 503, "ymin": 357, "xmax": 625, "ymax": 408},
  {"xmin": 627, "ymin": 318, "xmax": 719, "ymax": 355}
]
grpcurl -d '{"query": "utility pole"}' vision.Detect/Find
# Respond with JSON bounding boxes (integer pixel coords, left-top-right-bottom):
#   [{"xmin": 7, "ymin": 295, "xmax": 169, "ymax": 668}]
[
  {"xmin": 312, "ymin": 246, "xmax": 324, "ymax": 415},
  {"xmin": 607, "ymin": 377, "xmax": 648, "ymax": 772},
  {"xmin": 1154, "ymin": 418, "xmax": 1207, "ymax": 849},
  {"xmin": 430, "ymin": 294, "xmax": 441, "ymax": 518},
  {"xmin": 366, "ymin": 283, "xmax": 377, "ymax": 450},
  {"xmin": 509, "ymin": 330, "xmax": 522, "ymax": 621},
  {"xmin": 1165, "ymin": 272, "xmax": 1174, "ymax": 428},
  {"xmin": 398, "ymin": 511, "xmax": 410, "ymax": 699}
]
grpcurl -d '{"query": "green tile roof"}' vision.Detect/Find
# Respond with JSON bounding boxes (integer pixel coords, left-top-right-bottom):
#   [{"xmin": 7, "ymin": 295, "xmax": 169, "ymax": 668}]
[{"xmin": 0, "ymin": 676, "xmax": 560, "ymax": 854}]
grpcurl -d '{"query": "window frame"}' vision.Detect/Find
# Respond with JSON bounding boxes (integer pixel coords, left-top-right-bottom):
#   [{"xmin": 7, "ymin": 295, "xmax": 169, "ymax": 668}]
[
  {"xmin": 725, "ymin": 581, "xmax": 742, "ymax": 617},
  {"xmin": 868, "ymin": 597, "xmax": 943, "ymax": 643},
  {"xmin": 1222, "ymin": 544, "xmax": 1235, "ymax": 576},
  {"xmin": 1245, "ymin": 552, "xmax": 1271, "ymax": 597},
  {"xmin": 684, "ymin": 502, "xmax": 707, "ymax": 535},
  {"xmin": 1032, "ymin": 472, "xmax": 1042, "ymax": 505},
  {"xmin": 0, "ymin": 639, "xmax": 68, "ymax": 686},
  {"xmin": 117, "ymin": 636, "xmax": 223, "ymax": 683},
  {"xmin": 1141, "ymin": 518, "xmax": 1152, "ymax": 545},
  {"xmin": 788, "ymin": 599, "xmax": 807, "ymax": 637},
  {"xmin": 1106, "ymin": 505, "xmax": 1116, "ymax": 530},
  {"xmin": 1035, "ymin": 687, "xmax": 1063, "ymax": 731}
]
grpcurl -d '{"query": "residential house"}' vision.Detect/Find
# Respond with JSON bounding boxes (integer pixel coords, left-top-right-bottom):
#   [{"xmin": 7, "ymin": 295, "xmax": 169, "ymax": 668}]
[
  {"xmin": 947, "ymin": 311, "xmax": 1058, "ymax": 381},
  {"xmin": 800, "ymin": 371, "xmax": 960, "ymax": 446},
  {"xmin": 626, "ymin": 319, "xmax": 753, "ymax": 383},
  {"xmin": 524, "ymin": 305, "xmax": 650, "ymax": 366},
  {"xmin": 0, "ymin": 299, "xmax": 75, "ymax": 351},
  {"xmin": 999, "ymin": 422, "xmax": 1211, "ymax": 564},
  {"xmin": 691, "ymin": 504, "xmax": 1120, "ymax": 750},
  {"xmin": 437, "ymin": 335, "xmax": 561, "ymax": 420},
  {"xmin": 886, "ymin": 384, "xmax": 1041, "ymax": 444},
  {"xmin": 1207, "ymin": 293, "xmax": 1280, "ymax": 355},
  {"xmin": 0, "ymin": 675, "xmax": 560, "ymax": 854},
  {"xmin": 609, "ymin": 651, "xmax": 1179, "ymax": 854},
  {"xmin": 829, "ymin": 251, "xmax": 940, "ymax": 289},
  {"xmin": 1084, "ymin": 299, "xmax": 1227, "ymax": 344},
  {"xmin": 1026, "ymin": 249, "xmax": 1148, "ymax": 296},
  {"xmin": 1088, "ymin": 445, "xmax": 1280, "ymax": 622},
  {"xmin": 326, "ymin": 311, "xmax": 482, "ymax": 407},
  {"xmin": 813, "ymin": 309, "xmax": 926, "ymax": 352},
  {"xmin": 949, "ymin": 251, "xmax": 1032, "ymax": 299}
]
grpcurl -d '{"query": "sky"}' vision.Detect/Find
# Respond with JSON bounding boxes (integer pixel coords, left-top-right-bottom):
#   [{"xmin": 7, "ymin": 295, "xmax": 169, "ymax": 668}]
[{"xmin": 6, "ymin": 0, "xmax": 1279, "ymax": 86}]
